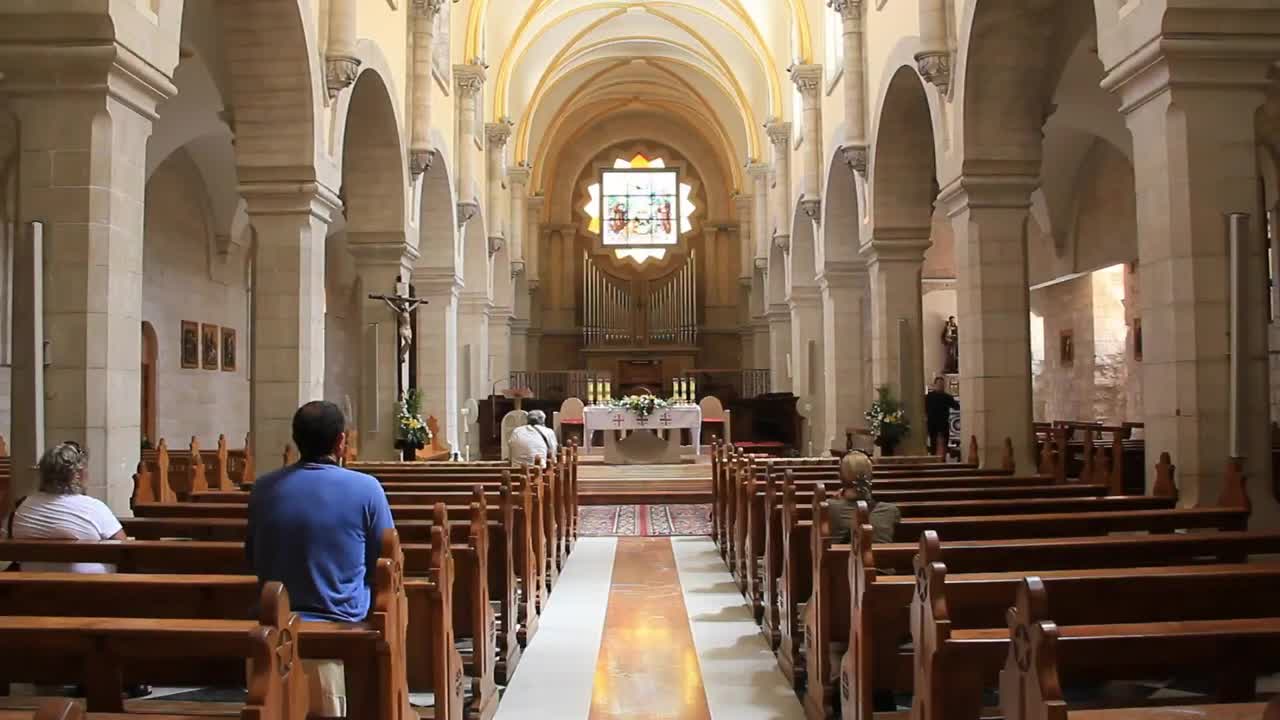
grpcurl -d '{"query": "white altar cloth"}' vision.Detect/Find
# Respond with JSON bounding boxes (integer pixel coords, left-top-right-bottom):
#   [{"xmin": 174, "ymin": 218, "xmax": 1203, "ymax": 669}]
[{"xmin": 582, "ymin": 405, "xmax": 703, "ymax": 455}]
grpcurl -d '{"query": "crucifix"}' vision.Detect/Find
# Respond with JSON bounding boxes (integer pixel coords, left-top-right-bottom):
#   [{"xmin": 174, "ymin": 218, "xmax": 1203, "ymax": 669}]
[{"xmin": 369, "ymin": 290, "xmax": 430, "ymax": 393}]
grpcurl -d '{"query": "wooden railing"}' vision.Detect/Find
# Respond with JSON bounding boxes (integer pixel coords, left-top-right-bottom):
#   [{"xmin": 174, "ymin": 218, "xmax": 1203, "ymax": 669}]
[
  {"xmin": 509, "ymin": 370, "xmax": 613, "ymax": 402},
  {"xmin": 681, "ymin": 369, "xmax": 771, "ymax": 400}
]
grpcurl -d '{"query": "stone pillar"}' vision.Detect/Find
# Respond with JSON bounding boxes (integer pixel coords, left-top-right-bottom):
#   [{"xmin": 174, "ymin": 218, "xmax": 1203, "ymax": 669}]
[
  {"xmin": 914, "ymin": 0, "xmax": 951, "ymax": 94},
  {"xmin": 830, "ymin": 0, "xmax": 869, "ymax": 173},
  {"xmin": 792, "ymin": 64, "xmax": 824, "ymax": 220},
  {"xmin": 789, "ymin": 287, "xmax": 824, "ymax": 453},
  {"xmin": 454, "ymin": 64, "xmax": 486, "ymax": 208},
  {"xmin": 408, "ymin": 0, "xmax": 446, "ymax": 176},
  {"xmin": 325, "ymin": 0, "xmax": 359, "ymax": 99},
  {"xmin": 863, "ymin": 233, "xmax": 930, "ymax": 455},
  {"xmin": 1104, "ymin": 40, "xmax": 1277, "ymax": 522},
  {"xmin": 486, "ymin": 121, "xmax": 511, "ymax": 244},
  {"xmin": 768, "ymin": 304, "xmax": 793, "ymax": 393},
  {"xmin": 938, "ymin": 177, "xmax": 1037, "ymax": 470},
  {"xmin": 459, "ymin": 293, "xmax": 491, "ymax": 403},
  {"xmin": 509, "ymin": 165, "xmax": 531, "ymax": 276},
  {"xmin": 748, "ymin": 163, "xmax": 771, "ymax": 265},
  {"xmin": 751, "ymin": 271, "xmax": 771, "ymax": 370},
  {"xmin": 10, "ymin": 70, "xmax": 173, "ymax": 512},
  {"xmin": 766, "ymin": 121, "xmax": 793, "ymax": 249},
  {"xmin": 821, "ymin": 264, "xmax": 870, "ymax": 451},
  {"xmin": 246, "ymin": 186, "xmax": 340, "ymax": 468},
  {"xmin": 413, "ymin": 270, "xmax": 462, "ymax": 451},
  {"xmin": 349, "ymin": 241, "xmax": 416, "ymax": 460}
]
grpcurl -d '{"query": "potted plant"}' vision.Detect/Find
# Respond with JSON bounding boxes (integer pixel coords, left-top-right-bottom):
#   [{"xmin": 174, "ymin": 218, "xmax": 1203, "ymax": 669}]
[
  {"xmin": 865, "ymin": 385, "xmax": 909, "ymax": 456},
  {"xmin": 395, "ymin": 388, "xmax": 432, "ymax": 461}
]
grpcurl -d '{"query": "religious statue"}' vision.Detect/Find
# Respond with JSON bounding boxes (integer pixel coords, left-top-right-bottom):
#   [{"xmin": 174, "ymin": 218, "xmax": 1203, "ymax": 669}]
[
  {"xmin": 370, "ymin": 292, "xmax": 429, "ymax": 363},
  {"xmin": 942, "ymin": 315, "xmax": 959, "ymax": 374}
]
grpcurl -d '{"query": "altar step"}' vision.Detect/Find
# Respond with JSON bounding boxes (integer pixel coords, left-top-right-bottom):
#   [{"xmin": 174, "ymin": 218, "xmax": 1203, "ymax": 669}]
[{"xmin": 577, "ymin": 464, "xmax": 712, "ymax": 506}]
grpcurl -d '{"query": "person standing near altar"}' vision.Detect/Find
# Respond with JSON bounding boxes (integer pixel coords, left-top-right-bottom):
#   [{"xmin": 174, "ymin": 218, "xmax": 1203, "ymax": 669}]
[{"xmin": 510, "ymin": 410, "xmax": 559, "ymax": 467}]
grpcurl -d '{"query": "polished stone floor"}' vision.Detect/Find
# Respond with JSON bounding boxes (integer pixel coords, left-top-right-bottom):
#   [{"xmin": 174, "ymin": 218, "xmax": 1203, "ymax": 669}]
[{"xmin": 493, "ymin": 536, "xmax": 805, "ymax": 720}]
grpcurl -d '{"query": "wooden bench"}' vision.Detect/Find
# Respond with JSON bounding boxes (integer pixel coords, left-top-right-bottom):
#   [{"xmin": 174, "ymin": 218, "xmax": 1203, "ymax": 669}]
[
  {"xmin": 0, "ymin": 530, "xmax": 436, "ymax": 720},
  {"xmin": 838, "ymin": 527, "xmax": 1280, "ymax": 720},
  {"xmin": 997, "ymin": 577, "xmax": 1280, "ymax": 720},
  {"xmin": 787, "ymin": 455, "xmax": 1246, "ymax": 707},
  {"xmin": 0, "ymin": 583, "xmax": 304, "ymax": 719},
  {"xmin": 134, "ymin": 435, "xmax": 254, "ymax": 504}
]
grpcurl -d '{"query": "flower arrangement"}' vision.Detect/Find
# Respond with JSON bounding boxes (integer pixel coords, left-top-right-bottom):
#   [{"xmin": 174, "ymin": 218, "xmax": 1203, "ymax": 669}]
[
  {"xmin": 396, "ymin": 388, "xmax": 432, "ymax": 449},
  {"xmin": 608, "ymin": 394, "xmax": 672, "ymax": 419},
  {"xmin": 865, "ymin": 385, "xmax": 909, "ymax": 452}
]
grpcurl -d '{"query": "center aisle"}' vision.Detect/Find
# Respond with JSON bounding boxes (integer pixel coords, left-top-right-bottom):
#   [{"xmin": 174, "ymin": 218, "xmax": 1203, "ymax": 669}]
[{"xmin": 494, "ymin": 535, "xmax": 804, "ymax": 720}]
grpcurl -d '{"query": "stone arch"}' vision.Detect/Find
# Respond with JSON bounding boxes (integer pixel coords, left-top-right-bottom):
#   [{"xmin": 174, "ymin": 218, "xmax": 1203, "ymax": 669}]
[
  {"xmin": 216, "ymin": 0, "xmax": 323, "ymax": 180},
  {"xmin": 871, "ymin": 65, "xmax": 938, "ymax": 234},
  {"xmin": 418, "ymin": 152, "xmax": 460, "ymax": 273},
  {"xmin": 822, "ymin": 150, "xmax": 863, "ymax": 266},
  {"xmin": 339, "ymin": 67, "xmax": 409, "ymax": 237},
  {"xmin": 462, "ymin": 210, "xmax": 491, "ymax": 298}
]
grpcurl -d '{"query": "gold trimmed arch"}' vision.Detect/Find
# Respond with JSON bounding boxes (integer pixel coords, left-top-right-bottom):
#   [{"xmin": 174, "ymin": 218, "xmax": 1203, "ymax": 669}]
[{"xmin": 514, "ymin": 38, "xmax": 762, "ymax": 162}]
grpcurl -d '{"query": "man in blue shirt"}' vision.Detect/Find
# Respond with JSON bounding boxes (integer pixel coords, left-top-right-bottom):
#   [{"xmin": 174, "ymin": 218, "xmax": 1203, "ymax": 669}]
[{"xmin": 247, "ymin": 401, "xmax": 395, "ymax": 622}]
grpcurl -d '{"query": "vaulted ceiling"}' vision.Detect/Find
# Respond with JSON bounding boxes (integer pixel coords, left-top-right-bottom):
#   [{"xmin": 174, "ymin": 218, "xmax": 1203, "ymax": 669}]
[{"xmin": 469, "ymin": 0, "xmax": 816, "ymax": 189}]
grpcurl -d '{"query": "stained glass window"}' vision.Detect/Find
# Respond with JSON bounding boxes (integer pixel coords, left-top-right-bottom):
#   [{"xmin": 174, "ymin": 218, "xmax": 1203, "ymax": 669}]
[{"xmin": 585, "ymin": 155, "xmax": 696, "ymax": 263}]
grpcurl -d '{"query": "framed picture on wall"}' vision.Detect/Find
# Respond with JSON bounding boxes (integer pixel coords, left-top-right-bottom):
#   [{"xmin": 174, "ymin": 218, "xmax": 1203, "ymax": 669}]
[
  {"xmin": 202, "ymin": 324, "xmax": 220, "ymax": 370},
  {"xmin": 181, "ymin": 321, "xmax": 200, "ymax": 369},
  {"xmin": 1060, "ymin": 329, "xmax": 1075, "ymax": 367},
  {"xmin": 221, "ymin": 327, "xmax": 237, "ymax": 372}
]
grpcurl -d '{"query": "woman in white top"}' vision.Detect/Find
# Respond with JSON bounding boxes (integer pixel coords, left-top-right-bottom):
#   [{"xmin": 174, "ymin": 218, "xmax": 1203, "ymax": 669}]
[{"xmin": 4, "ymin": 441, "xmax": 126, "ymax": 573}]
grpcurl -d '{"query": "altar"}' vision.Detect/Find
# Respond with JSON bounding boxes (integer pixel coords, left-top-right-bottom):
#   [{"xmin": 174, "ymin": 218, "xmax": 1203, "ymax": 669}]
[{"xmin": 583, "ymin": 405, "xmax": 703, "ymax": 465}]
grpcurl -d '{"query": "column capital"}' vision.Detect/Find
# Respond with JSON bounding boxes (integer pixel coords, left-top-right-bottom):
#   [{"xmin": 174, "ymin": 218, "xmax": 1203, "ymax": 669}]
[
  {"xmin": 347, "ymin": 236, "xmax": 419, "ymax": 267},
  {"xmin": 410, "ymin": 0, "xmax": 447, "ymax": 19},
  {"xmin": 239, "ymin": 180, "xmax": 342, "ymax": 222},
  {"xmin": 454, "ymin": 63, "xmax": 487, "ymax": 97},
  {"xmin": 485, "ymin": 119, "xmax": 513, "ymax": 148},
  {"xmin": 798, "ymin": 197, "xmax": 822, "ymax": 222},
  {"xmin": 765, "ymin": 120, "xmax": 792, "ymax": 148},
  {"xmin": 1100, "ymin": 29, "xmax": 1280, "ymax": 115},
  {"xmin": 861, "ymin": 230, "xmax": 931, "ymax": 264},
  {"xmin": 746, "ymin": 162, "xmax": 772, "ymax": 181},
  {"xmin": 790, "ymin": 64, "xmax": 824, "ymax": 101},
  {"xmin": 507, "ymin": 163, "xmax": 532, "ymax": 186},
  {"xmin": 914, "ymin": 51, "xmax": 951, "ymax": 95},
  {"xmin": 827, "ymin": 0, "xmax": 862, "ymax": 21},
  {"xmin": 457, "ymin": 201, "xmax": 480, "ymax": 229},
  {"xmin": 410, "ymin": 267, "xmax": 464, "ymax": 296},
  {"xmin": 840, "ymin": 144, "xmax": 869, "ymax": 177},
  {"xmin": 937, "ymin": 174, "xmax": 1038, "ymax": 217}
]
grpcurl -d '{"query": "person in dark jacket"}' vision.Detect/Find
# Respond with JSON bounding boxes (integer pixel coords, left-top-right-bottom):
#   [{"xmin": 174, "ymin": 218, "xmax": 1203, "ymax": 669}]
[{"xmin": 925, "ymin": 376, "xmax": 959, "ymax": 457}]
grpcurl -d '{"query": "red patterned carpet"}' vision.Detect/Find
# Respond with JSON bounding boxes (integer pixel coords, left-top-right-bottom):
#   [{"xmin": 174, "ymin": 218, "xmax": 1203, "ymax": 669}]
[{"xmin": 578, "ymin": 504, "xmax": 712, "ymax": 537}]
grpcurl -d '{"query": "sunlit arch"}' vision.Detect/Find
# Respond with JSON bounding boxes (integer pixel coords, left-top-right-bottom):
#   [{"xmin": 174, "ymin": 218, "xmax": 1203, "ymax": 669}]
[
  {"xmin": 489, "ymin": 1, "xmax": 787, "ymax": 122},
  {"xmin": 517, "ymin": 52, "xmax": 760, "ymax": 162}
]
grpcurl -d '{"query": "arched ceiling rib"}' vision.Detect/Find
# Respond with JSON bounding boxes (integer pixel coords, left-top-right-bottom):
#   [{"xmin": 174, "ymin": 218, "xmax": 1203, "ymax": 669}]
[{"xmin": 472, "ymin": 0, "xmax": 801, "ymax": 168}]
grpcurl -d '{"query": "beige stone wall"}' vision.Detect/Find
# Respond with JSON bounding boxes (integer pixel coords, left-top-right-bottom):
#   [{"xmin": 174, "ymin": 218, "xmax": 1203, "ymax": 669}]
[
  {"xmin": 142, "ymin": 151, "xmax": 250, "ymax": 448},
  {"xmin": 922, "ymin": 283, "xmax": 957, "ymax": 380},
  {"xmin": 324, "ymin": 232, "xmax": 360, "ymax": 424}
]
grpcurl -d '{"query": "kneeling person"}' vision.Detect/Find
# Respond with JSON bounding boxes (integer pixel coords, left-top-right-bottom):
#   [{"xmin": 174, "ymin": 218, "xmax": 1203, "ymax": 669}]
[{"xmin": 247, "ymin": 401, "xmax": 395, "ymax": 716}]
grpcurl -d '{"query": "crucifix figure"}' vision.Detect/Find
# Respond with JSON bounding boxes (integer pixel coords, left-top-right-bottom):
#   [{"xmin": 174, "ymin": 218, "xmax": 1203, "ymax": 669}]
[{"xmin": 369, "ymin": 291, "xmax": 430, "ymax": 365}]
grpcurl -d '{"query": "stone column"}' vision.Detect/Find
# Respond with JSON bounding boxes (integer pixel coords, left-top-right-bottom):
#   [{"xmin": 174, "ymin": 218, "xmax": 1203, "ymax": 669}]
[
  {"xmin": 751, "ymin": 271, "xmax": 771, "ymax": 370},
  {"xmin": 408, "ymin": 0, "xmax": 445, "ymax": 176},
  {"xmin": 526, "ymin": 197, "xmax": 545, "ymax": 288},
  {"xmin": 830, "ymin": 0, "xmax": 869, "ymax": 174},
  {"xmin": 486, "ymin": 121, "xmax": 511, "ymax": 245},
  {"xmin": 413, "ymin": 270, "xmax": 462, "ymax": 451},
  {"xmin": 914, "ymin": 0, "xmax": 951, "ymax": 94},
  {"xmin": 789, "ymin": 286, "xmax": 825, "ymax": 453},
  {"xmin": 748, "ymin": 163, "xmax": 771, "ymax": 265},
  {"xmin": 938, "ymin": 177, "xmax": 1037, "ymax": 470},
  {"xmin": 863, "ymin": 233, "xmax": 930, "ymax": 455},
  {"xmin": 349, "ymin": 241, "xmax": 416, "ymax": 460},
  {"xmin": 766, "ymin": 122, "xmax": 793, "ymax": 249},
  {"xmin": 511, "ymin": 274, "xmax": 530, "ymax": 373},
  {"xmin": 458, "ymin": 292, "xmax": 491, "ymax": 403},
  {"xmin": 325, "ymin": 0, "xmax": 359, "ymax": 99},
  {"xmin": 1103, "ymin": 39, "xmax": 1277, "ymax": 522},
  {"xmin": 454, "ymin": 64, "xmax": 486, "ymax": 208},
  {"xmin": 9, "ymin": 65, "xmax": 174, "ymax": 512},
  {"xmin": 245, "ymin": 186, "xmax": 341, "ymax": 467},
  {"xmin": 768, "ymin": 303, "xmax": 793, "ymax": 393},
  {"xmin": 821, "ymin": 264, "xmax": 870, "ymax": 451},
  {"xmin": 509, "ymin": 165, "xmax": 531, "ymax": 276},
  {"xmin": 792, "ymin": 64, "xmax": 824, "ymax": 220}
]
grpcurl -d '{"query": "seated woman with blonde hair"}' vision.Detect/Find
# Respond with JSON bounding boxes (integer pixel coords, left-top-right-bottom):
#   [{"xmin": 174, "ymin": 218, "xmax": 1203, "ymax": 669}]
[{"xmin": 824, "ymin": 450, "xmax": 901, "ymax": 545}]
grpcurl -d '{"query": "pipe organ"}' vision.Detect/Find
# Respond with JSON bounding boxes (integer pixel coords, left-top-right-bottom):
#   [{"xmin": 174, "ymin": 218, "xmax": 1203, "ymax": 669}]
[{"xmin": 581, "ymin": 250, "xmax": 699, "ymax": 347}]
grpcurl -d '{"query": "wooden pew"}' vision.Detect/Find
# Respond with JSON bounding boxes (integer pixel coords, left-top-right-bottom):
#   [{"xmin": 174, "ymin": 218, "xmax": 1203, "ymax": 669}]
[
  {"xmin": 789, "ymin": 455, "xmax": 1244, "ymax": 707},
  {"xmin": 0, "ymin": 582, "xmax": 305, "ymax": 719},
  {"xmin": 134, "ymin": 435, "xmax": 255, "ymax": 504},
  {"xmin": 911, "ymin": 551, "xmax": 1280, "ymax": 720},
  {"xmin": 0, "ymin": 531, "xmax": 437, "ymax": 720},
  {"xmin": 996, "ymin": 578, "xmax": 1280, "ymax": 720},
  {"xmin": 839, "ymin": 527, "xmax": 1280, "ymax": 720},
  {"xmin": 122, "ymin": 495, "xmax": 527, "ymax": 693}
]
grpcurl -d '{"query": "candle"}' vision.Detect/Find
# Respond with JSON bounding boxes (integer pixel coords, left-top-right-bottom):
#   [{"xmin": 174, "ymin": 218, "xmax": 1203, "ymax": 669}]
[
  {"xmin": 690, "ymin": 377, "xmax": 697, "ymax": 401},
  {"xmin": 588, "ymin": 378, "xmax": 596, "ymax": 405}
]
